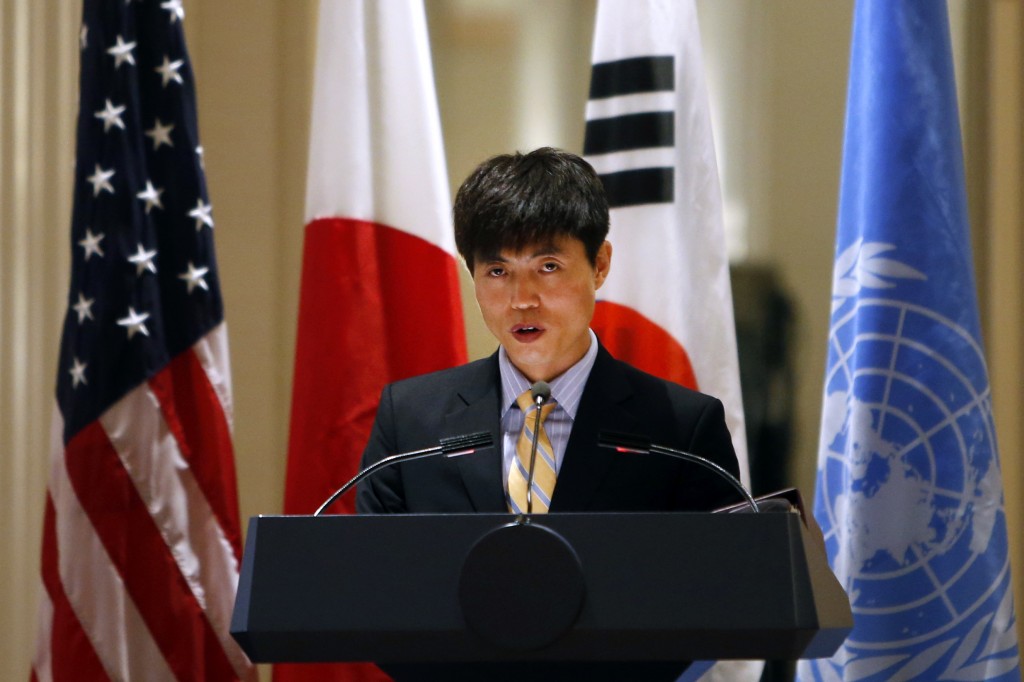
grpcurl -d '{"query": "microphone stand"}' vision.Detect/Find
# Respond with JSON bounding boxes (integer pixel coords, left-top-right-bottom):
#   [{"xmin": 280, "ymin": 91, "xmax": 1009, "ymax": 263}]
[
  {"xmin": 598, "ymin": 431, "xmax": 759, "ymax": 513},
  {"xmin": 314, "ymin": 432, "xmax": 492, "ymax": 516},
  {"xmin": 524, "ymin": 395, "xmax": 546, "ymax": 516},
  {"xmin": 521, "ymin": 381, "xmax": 552, "ymax": 521}
]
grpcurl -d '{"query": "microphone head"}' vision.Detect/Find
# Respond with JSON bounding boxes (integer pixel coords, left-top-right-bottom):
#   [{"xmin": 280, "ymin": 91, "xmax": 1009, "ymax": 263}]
[{"xmin": 530, "ymin": 381, "xmax": 551, "ymax": 404}]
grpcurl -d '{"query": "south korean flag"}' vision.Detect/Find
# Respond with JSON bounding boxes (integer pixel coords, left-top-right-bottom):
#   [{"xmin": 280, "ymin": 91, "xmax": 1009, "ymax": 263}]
[
  {"xmin": 585, "ymin": 4, "xmax": 756, "ymax": 676},
  {"xmin": 584, "ymin": 0, "xmax": 749, "ymax": 489}
]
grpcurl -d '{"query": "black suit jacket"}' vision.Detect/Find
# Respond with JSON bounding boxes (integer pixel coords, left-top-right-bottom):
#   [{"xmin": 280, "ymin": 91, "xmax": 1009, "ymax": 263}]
[{"xmin": 356, "ymin": 343, "xmax": 741, "ymax": 515}]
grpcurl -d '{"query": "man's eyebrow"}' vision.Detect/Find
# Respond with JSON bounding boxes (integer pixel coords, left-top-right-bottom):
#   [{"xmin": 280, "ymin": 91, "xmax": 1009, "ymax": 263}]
[
  {"xmin": 478, "ymin": 242, "xmax": 563, "ymax": 263},
  {"xmin": 525, "ymin": 241, "xmax": 563, "ymax": 258},
  {"xmin": 530, "ymin": 246, "xmax": 563, "ymax": 258}
]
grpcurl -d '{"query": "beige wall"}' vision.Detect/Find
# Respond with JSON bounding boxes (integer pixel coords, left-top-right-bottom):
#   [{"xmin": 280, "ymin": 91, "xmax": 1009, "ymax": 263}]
[
  {"xmin": 2, "ymin": 2, "xmax": 1021, "ymax": 680},
  {"xmin": 978, "ymin": 1, "xmax": 1024, "ymax": 650},
  {"xmin": 185, "ymin": 0, "xmax": 316, "ymax": 536}
]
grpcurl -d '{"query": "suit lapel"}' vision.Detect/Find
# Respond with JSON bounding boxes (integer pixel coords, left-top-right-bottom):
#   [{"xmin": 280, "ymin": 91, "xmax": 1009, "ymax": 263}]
[
  {"xmin": 444, "ymin": 353, "xmax": 507, "ymax": 512},
  {"xmin": 551, "ymin": 345, "xmax": 639, "ymax": 511}
]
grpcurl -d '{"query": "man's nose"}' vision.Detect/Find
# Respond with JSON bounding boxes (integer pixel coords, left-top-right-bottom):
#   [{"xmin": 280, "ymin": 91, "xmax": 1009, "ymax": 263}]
[{"xmin": 510, "ymin": 275, "xmax": 540, "ymax": 309}]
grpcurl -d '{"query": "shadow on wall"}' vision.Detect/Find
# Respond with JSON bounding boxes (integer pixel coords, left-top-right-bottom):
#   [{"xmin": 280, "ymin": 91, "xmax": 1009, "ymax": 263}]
[{"xmin": 732, "ymin": 263, "xmax": 798, "ymax": 682}]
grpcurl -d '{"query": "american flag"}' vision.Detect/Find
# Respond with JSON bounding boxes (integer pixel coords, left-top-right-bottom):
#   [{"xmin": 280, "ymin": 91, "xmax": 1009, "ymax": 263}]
[{"xmin": 31, "ymin": 1, "xmax": 254, "ymax": 680}]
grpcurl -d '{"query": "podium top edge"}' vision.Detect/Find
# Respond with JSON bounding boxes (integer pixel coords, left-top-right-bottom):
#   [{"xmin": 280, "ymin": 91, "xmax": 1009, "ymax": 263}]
[{"xmin": 251, "ymin": 510, "xmax": 801, "ymax": 520}]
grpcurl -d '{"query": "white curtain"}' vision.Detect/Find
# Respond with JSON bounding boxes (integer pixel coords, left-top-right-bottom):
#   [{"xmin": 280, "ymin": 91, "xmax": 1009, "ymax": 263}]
[{"xmin": 0, "ymin": 2, "xmax": 78, "ymax": 678}]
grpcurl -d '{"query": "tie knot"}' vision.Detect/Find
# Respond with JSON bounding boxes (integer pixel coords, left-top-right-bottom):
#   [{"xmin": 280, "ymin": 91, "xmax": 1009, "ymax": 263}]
[{"xmin": 516, "ymin": 388, "xmax": 556, "ymax": 421}]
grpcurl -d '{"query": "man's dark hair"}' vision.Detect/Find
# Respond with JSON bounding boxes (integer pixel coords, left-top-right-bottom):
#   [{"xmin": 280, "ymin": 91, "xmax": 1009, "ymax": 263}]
[{"xmin": 453, "ymin": 147, "xmax": 609, "ymax": 270}]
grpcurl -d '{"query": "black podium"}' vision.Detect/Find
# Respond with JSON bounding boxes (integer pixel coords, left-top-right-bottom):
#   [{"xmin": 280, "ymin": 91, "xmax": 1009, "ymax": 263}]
[{"xmin": 231, "ymin": 511, "xmax": 851, "ymax": 666}]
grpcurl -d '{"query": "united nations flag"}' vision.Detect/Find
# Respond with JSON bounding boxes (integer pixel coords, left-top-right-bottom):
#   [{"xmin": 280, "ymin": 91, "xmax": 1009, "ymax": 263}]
[{"xmin": 798, "ymin": 2, "xmax": 1021, "ymax": 681}]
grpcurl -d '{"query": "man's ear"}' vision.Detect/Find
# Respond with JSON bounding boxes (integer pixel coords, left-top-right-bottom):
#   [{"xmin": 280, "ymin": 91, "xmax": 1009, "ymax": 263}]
[{"xmin": 594, "ymin": 240, "xmax": 612, "ymax": 289}]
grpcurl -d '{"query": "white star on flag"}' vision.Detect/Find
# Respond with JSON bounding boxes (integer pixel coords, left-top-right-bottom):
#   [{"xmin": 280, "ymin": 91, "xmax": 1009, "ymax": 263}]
[
  {"xmin": 79, "ymin": 24, "xmax": 88, "ymax": 51},
  {"xmin": 155, "ymin": 55, "xmax": 185, "ymax": 88},
  {"xmin": 144, "ymin": 119, "xmax": 174, "ymax": 149},
  {"xmin": 136, "ymin": 180, "xmax": 164, "ymax": 213},
  {"xmin": 195, "ymin": 145, "xmax": 205, "ymax": 170},
  {"xmin": 179, "ymin": 262, "xmax": 210, "ymax": 294},
  {"xmin": 116, "ymin": 306, "xmax": 150, "ymax": 339},
  {"xmin": 95, "ymin": 99, "xmax": 127, "ymax": 133},
  {"xmin": 160, "ymin": 0, "xmax": 185, "ymax": 24},
  {"xmin": 127, "ymin": 244, "xmax": 158, "ymax": 276},
  {"xmin": 86, "ymin": 164, "xmax": 115, "ymax": 196},
  {"xmin": 69, "ymin": 358, "xmax": 88, "ymax": 389},
  {"xmin": 77, "ymin": 229, "xmax": 105, "ymax": 260},
  {"xmin": 188, "ymin": 198, "xmax": 214, "ymax": 231},
  {"xmin": 72, "ymin": 292, "xmax": 95, "ymax": 323},
  {"xmin": 106, "ymin": 35, "xmax": 137, "ymax": 69}
]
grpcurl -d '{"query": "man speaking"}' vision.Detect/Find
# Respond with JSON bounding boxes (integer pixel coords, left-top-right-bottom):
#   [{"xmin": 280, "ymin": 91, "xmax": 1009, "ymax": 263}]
[
  {"xmin": 357, "ymin": 146, "xmax": 740, "ymax": 521},
  {"xmin": 352, "ymin": 148, "xmax": 743, "ymax": 681}
]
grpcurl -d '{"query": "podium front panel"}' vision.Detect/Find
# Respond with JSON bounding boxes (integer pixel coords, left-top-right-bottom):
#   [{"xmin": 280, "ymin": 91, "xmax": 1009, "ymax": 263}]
[{"xmin": 231, "ymin": 512, "xmax": 851, "ymax": 662}]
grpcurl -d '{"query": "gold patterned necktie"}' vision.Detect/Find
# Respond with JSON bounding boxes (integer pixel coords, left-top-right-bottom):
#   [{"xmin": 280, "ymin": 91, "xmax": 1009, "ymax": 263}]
[{"xmin": 508, "ymin": 389, "xmax": 558, "ymax": 514}]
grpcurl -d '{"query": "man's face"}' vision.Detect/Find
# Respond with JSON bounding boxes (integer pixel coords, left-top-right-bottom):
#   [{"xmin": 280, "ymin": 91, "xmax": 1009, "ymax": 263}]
[{"xmin": 473, "ymin": 236, "xmax": 612, "ymax": 383}]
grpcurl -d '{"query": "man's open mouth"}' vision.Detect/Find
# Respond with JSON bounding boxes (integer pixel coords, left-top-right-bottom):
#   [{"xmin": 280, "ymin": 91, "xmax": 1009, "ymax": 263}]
[{"xmin": 512, "ymin": 324, "xmax": 543, "ymax": 337}]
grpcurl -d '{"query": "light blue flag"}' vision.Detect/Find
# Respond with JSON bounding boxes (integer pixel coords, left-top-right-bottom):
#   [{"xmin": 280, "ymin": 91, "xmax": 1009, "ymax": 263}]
[{"xmin": 797, "ymin": 2, "xmax": 1021, "ymax": 681}]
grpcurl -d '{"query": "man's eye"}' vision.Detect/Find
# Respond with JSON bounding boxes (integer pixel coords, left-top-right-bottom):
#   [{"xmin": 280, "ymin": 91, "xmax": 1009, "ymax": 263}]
[
  {"xmin": 488, "ymin": 267, "xmax": 505, "ymax": 277},
  {"xmin": 542, "ymin": 262, "xmax": 559, "ymax": 272}
]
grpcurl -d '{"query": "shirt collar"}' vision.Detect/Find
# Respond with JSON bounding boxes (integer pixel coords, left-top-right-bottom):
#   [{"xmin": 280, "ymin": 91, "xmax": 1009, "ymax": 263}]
[{"xmin": 498, "ymin": 329, "xmax": 598, "ymax": 420}]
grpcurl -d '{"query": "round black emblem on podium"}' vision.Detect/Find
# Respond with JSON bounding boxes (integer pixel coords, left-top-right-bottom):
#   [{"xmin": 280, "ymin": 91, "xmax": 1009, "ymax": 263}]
[{"xmin": 458, "ymin": 521, "xmax": 585, "ymax": 651}]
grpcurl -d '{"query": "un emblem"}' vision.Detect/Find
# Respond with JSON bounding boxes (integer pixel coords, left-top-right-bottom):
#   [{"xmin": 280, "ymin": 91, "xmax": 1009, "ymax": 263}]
[{"xmin": 799, "ymin": 241, "xmax": 1019, "ymax": 681}]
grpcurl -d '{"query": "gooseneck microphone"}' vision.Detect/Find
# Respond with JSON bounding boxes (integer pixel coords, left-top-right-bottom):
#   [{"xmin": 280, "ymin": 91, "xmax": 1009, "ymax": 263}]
[
  {"xmin": 598, "ymin": 431, "xmax": 759, "ymax": 513},
  {"xmin": 314, "ymin": 432, "xmax": 492, "ymax": 516},
  {"xmin": 525, "ymin": 381, "xmax": 552, "ymax": 515}
]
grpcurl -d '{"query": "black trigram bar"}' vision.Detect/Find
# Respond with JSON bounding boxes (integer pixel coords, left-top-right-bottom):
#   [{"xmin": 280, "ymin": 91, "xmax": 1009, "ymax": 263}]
[
  {"xmin": 598, "ymin": 167, "xmax": 674, "ymax": 208},
  {"xmin": 586, "ymin": 56, "xmax": 676, "ymax": 207},
  {"xmin": 583, "ymin": 112, "xmax": 674, "ymax": 156},
  {"xmin": 589, "ymin": 56, "xmax": 674, "ymax": 99}
]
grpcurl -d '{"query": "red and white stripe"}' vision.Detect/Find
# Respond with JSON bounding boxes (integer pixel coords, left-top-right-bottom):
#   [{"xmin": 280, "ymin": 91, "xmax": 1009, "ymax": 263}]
[{"xmin": 32, "ymin": 324, "xmax": 255, "ymax": 682}]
